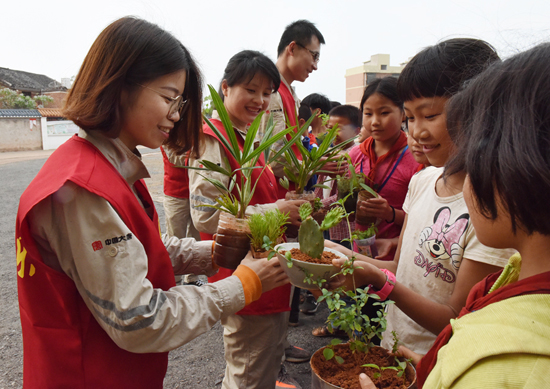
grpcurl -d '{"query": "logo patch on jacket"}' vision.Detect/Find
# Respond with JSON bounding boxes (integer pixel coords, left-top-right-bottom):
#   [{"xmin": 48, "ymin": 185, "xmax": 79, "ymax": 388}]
[{"xmin": 91, "ymin": 233, "xmax": 133, "ymax": 251}]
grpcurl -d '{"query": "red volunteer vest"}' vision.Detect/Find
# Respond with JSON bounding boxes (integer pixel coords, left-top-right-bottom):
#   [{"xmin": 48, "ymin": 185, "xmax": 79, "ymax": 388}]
[
  {"xmin": 161, "ymin": 147, "xmax": 190, "ymax": 199},
  {"xmin": 276, "ymin": 81, "xmax": 303, "ymax": 198},
  {"xmin": 201, "ymin": 119, "xmax": 291, "ymax": 315},
  {"xmin": 16, "ymin": 135, "xmax": 176, "ymax": 388}
]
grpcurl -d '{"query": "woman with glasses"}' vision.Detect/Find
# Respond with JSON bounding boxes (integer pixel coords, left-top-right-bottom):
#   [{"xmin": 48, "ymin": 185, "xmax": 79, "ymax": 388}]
[{"xmin": 15, "ymin": 17, "xmax": 287, "ymax": 388}]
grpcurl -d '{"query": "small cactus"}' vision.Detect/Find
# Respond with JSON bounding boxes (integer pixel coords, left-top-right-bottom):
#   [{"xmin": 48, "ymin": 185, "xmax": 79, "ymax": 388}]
[{"xmin": 298, "ymin": 203, "xmax": 345, "ymax": 259}]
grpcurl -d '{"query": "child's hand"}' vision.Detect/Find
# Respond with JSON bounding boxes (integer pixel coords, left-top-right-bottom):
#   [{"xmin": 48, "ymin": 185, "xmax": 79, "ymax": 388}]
[
  {"xmin": 374, "ymin": 237, "xmax": 398, "ymax": 259},
  {"xmin": 331, "ymin": 258, "xmax": 386, "ymax": 291},
  {"xmin": 321, "ymin": 158, "xmax": 348, "ymax": 177},
  {"xmin": 395, "ymin": 345, "xmax": 423, "ymax": 366},
  {"xmin": 276, "ymin": 199, "xmax": 307, "ymax": 226},
  {"xmin": 358, "ymin": 196, "xmax": 393, "ymax": 221},
  {"xmin": 359, "ymin": 373, "xmax": 376, "ymax": 389},
  {"xmin": 324, "ymin": 239, "xmax": 346, "ymax": 251}
]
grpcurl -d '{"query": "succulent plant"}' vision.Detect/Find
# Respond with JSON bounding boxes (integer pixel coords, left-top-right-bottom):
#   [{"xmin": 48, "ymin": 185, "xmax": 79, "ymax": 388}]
[{"xmin": 298, "ymin": 202, "xmax": 345, "ymax": 259}]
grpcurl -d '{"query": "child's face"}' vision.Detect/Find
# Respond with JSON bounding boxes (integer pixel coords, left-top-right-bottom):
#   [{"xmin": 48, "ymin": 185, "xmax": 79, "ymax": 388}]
[
  {"xmin": 463, "ymin": 176, "xmax": 517, "ymax": 249},
  {"xmin": 403, "ymin": 96, "xmax": 452, "ymax": 168},
  {"xmin": 328, "ymin": 115, "xmax": 359, "ymax": 145},
  {"xmin": 406, "ymin": 131, "xmax": 430, "ymax": 166},
  {"xmin": 362, "ymin": 93, "xmax": 404, "ymax": 144},
  {"xmin": 358, "ymin": 124, "xmax": 371, "ymax": 143},
  {"xmin": 222, "ymin": 72, "xmax": 273, "ymax": 130}
]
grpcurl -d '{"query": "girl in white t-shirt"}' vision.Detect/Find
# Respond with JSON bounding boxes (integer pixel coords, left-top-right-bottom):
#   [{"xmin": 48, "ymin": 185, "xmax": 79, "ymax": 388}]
[{"xmin": 327, "ymin": 38, "xmax": 515, "ymax": 354}]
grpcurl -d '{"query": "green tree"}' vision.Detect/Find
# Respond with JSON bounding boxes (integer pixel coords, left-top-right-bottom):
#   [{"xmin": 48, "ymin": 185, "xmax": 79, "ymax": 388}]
[
  {"xmin": 0, "ymin": 88, "xmax": 53, "ymax": 109},
  {"xmin": 203, "ymin": 94, "xmax": 214, "ymax": 118}
]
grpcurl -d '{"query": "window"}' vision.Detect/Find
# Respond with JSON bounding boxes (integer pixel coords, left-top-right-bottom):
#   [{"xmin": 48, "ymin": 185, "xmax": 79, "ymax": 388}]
[{"xmin": 381, "ymin": 65, "xmax": 387, "ymax": 70}]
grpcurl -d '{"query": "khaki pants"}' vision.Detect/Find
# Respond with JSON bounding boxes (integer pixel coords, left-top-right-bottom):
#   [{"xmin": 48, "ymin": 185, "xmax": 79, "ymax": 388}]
[{"xmin": 221, "ymin": 312, "xmax": 289, "ymax": 389}]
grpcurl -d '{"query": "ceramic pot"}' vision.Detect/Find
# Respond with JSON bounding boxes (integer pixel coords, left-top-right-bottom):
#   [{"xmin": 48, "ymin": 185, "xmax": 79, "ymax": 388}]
[{"xmin": 274, "ymin": 242, "xmax": 346, "ymax": 289}]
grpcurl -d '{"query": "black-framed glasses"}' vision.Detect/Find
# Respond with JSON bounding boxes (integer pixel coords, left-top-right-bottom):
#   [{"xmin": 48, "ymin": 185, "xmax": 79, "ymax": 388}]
[
  {"xmin": 295, "ymin": 42, "xmax": 320, "ymax": 63},
  {"xmin": 135, "ymin": 83, "xmax": 188, "ymax": 121}
]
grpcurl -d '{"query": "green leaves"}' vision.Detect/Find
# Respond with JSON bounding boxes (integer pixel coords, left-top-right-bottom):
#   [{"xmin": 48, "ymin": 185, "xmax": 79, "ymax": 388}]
[
  {"xmin": 247, "ymin": 209, "xmax": 289, "ymax": 251},
  {"xmin": 278, "ymin": 119, "xmax": 354, "ymax": 194},
  {"xmin": 299, "ymin": 202, "xmax": 313, "ymax": 221},
  {"xmin": 359, "ymin": 183, "xmax": 378, "ymax": 198},
  {"xmin": 195, "ymin": 85, "xmax": 303, "ymax": 218},
  {"xmin": 319, "ymin": 206, "xmax": 345, "ymax": 231}
]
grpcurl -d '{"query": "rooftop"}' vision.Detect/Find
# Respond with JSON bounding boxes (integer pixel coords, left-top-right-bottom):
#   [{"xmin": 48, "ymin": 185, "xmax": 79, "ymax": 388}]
[
  {"xmin": 0, "ymin": 109, "xmax": 41, "ymax": 118},
  {"xmin": 37, "ymin": 108, "xmax": 64, "ymax": 117},
  {"xmin": 0, "ymin": 67, "xmax": 67, "ymax": 93}
]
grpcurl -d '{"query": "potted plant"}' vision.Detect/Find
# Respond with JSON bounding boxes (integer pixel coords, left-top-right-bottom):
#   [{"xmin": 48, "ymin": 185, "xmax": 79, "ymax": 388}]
[
  {"xmin": 354, "ymin": 182, "xmax": 380, "ymax": 227},
  {"xmin": 247, "ymin": 209, "xmax": 289, "ymax": 259},
  {"xmin": 306, "ymin": 201, "xmax": 416, "ymax": 389},
  {"xmin": 187, "ymin": 85, "xmax": 305, "ymax": 269},
  {"xmin": 274, "ymin": 202, "xmax": 348, "ymax": 289},
  {"xmin": 278, "ymin": 122, "xmax": 355, "ymax": 201},
  {"xmin": 353, "ymin": 224, "xmax": 378, "ymax": 257},
  {"xmin": 335, "ymin": 156, "xmax": 370, "ymax": 214}
]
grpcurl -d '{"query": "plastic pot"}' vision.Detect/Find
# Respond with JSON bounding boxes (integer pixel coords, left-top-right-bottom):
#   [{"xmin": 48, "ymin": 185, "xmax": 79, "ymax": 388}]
[{"xmin": 213, "ymin": 212, "xmax": 250, "ymax": 269}]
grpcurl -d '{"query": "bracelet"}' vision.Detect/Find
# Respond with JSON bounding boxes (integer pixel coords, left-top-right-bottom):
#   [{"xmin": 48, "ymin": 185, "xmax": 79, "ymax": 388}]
[
  {"xmin": 385, "ymin": 205, "xmax": 395, "ymax": 223},
  {"xmin": 369, "ymin": 269, "xmax": 396, "ymax": 301}
]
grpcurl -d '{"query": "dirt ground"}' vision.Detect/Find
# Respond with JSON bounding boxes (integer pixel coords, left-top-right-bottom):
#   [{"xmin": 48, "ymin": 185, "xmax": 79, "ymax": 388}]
[{"xmin": 0, "ymin": 149, "xmax": 331, "ymax": 388}]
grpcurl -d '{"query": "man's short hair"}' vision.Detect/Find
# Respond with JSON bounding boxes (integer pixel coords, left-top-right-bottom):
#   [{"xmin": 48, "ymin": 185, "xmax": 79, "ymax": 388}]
[{"xmin": 277, "ymin": 20, "xmax": 325, "ymax": 57}]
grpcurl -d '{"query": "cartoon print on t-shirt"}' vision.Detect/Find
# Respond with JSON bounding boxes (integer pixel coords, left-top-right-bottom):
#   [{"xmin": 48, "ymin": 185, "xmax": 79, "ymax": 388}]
[{"xmin": 418, "ymin": 207, "xmax": 469, "ymax": 270}]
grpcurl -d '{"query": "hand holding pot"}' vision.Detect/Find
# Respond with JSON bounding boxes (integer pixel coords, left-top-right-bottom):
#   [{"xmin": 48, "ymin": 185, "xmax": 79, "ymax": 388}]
[
  {"xmin": 396, "ymin": 345, "xmax": 423, "ymax": 366},
  {"xmin": 331, "ymin": 257, "xmax": 387, "ymax": 292},
  {"xmin": 241, "ymin": 252, "xmax": 289, "ymax": 293},
  {"xmin": 321, "ymin": 157, "xmax": 348, "ymax": 177},
  {"xmin": 358, "ymin": 196, "xmax": 392, "ymax": 221},
  {"xmin": 276, "ymin": 199, "xmax": 307, "ymax": 226},
  {"xmin": 373, "ymin": 237, "xmax": 398, "ymax": 259}
]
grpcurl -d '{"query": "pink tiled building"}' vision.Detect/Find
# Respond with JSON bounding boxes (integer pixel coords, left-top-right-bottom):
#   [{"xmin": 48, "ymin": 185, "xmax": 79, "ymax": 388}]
[{"xmin": 345, "ymin": 54, "xmax": 406, "ymax": 107}]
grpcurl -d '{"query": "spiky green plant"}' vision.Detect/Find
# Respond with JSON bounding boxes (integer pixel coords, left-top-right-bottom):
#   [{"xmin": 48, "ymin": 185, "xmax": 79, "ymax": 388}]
[
  {"xmin": 297, "ymin": 203, "xmax": 345, "ymax": 259},
  {"xmin": 278, "ymin": 121, "xmax": 356, "ymax": 195},
  {"xmin": 184, "ymin": 85, "xmax": 307, "ymax": 218},
  {"xmin": 247, "ymin": 210, "xmax": 289, "ymax": 254}
]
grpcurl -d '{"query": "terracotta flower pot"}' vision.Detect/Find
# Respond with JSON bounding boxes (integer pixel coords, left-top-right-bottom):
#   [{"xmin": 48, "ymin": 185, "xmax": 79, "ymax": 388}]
[{"xmin": 213, "ymin": 212, "xmax": 250, "ymax": 269}]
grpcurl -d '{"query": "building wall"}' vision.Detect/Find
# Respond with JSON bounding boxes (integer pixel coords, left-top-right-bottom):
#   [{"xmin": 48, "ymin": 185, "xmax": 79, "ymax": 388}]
[
  {"xmin": 345, "ymin": 54, "xmax": 405, "ymax": 107},
  {"xmin": 346, "ymin": 73, "xmax": 364, "ymax": 107},
  {"xmin": 44, "ymin": 91, "xmax": 68, "ymax": 108},
  {"xmin": 0, "ymin": 118, "xmax": 42, "ymax": 151},
  {"xmin": 41, "ymin": 118, "xmax": 78, "ymax": 150}
]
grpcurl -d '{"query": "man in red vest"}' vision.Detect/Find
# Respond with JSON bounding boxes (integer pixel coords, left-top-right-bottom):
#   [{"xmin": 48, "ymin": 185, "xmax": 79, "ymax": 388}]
[{"xmin": 259, "ymin": 20, "xmax": 325, "ymax": 198}]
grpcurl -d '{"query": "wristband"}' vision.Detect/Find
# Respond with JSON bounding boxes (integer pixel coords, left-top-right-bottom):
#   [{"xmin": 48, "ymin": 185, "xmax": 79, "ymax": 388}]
[
  {"xmin": 369, "ymin": 269, "xmax": 395, "ymax": 300},
  {"xmin": 385, "ymin": 206, "xmax": 395, "ymax": 223}
]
